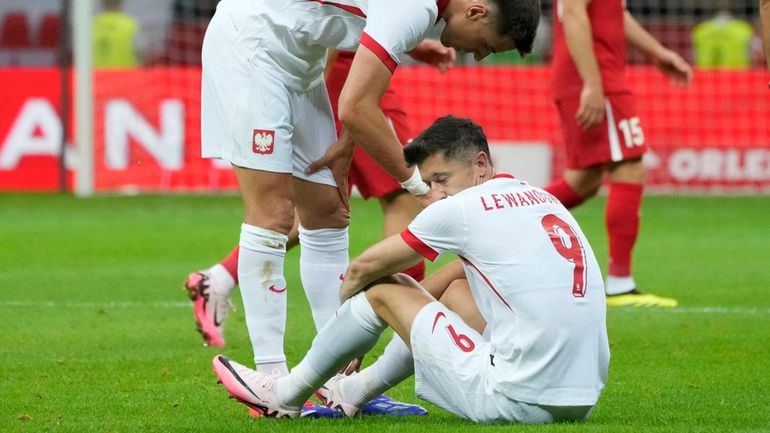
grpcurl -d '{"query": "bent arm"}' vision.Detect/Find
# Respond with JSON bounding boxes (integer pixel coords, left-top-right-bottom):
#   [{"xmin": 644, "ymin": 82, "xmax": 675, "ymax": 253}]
[
  {"xmin": 623, "ymin": 10, "xmax": 666, "ymax": 60},
  {"xmin": 341, "ymin": 234, "xmax": 423, "ymax": 300},
  {"xmin": 339, "ymin": 47, "xmax": 413, "ymax": 184}
]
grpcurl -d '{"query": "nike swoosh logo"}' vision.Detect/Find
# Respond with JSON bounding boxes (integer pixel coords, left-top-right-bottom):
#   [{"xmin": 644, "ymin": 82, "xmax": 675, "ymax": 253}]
[
  {"xmin": 431, "ymin": 311, "xmax": 446, "ymax": 334},
  {"xmin": 213, "ymin": 307, "xmax": 223, "ymax": 327},
  {"xmin": 268, "ymin": 285, "xmax": 287, "ymax": 293}
]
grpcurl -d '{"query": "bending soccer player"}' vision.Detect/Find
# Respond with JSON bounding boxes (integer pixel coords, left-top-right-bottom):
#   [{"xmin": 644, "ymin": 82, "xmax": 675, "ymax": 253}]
[
  {"xmin": 186, "ymin": 50, "xmax": 427, "ymax": 416},
  {"xmin": 212, "ymin": 116, "xmax": 610, "ymax": 423},
  {"xmin": 544, "ymin": 0, "xmax": 692, "ymax": 307}
]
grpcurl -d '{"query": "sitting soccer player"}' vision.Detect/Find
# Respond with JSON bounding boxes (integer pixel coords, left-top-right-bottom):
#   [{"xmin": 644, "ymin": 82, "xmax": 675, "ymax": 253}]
[{"xmin": 212, "ymin": 116, "xmax": 610, "ymax": 423}]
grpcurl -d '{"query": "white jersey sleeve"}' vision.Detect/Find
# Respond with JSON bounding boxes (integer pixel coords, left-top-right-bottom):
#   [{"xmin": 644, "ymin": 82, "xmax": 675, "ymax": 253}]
[
  {"xmin": 401, "ymin": 197, "xmax": 466, "ymax": 262},
  {"xmin": 361, "ymin": 0, "xmax": 440, "ymax": 72}
]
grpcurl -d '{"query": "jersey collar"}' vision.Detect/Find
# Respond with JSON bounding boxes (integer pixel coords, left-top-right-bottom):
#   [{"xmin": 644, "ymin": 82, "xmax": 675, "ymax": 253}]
[{"xmin": 491, "ymin": 173, "xmax": 516, "ymax": 179}]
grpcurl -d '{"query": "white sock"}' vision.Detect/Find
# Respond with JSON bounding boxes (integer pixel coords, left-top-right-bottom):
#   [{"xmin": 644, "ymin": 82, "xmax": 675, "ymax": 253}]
[
  {"xmin": 238, "ymin": 223, "xmax": 290, "ymax": 374},
  {"xmin": 206, "ymin": 263, "xmax": 236, "ymax": 297},
  {"xmin": 339, "ymin": 335, "xmax": 414, "ymax": 405},
  {"xmin": 298, "ymin": 226, "xmax": 349, "ymax": 331},
  {"xmin": 605, "ymin": 275, "xmax": 636, "ymax": 295},
  {"xmin": 277, "ymin": 293, "xmax": 386, "ymax": 407}
]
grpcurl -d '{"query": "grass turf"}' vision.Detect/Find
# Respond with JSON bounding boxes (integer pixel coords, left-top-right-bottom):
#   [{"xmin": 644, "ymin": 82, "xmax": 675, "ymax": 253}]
[{"xmin": 1, "ymin": 194, "xmax": 769, "ymax": 433}]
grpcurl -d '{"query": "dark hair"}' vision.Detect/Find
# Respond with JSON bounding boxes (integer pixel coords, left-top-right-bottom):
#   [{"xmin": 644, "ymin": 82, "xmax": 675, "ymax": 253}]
[
  {"xmin": 404, "ymin": 116, "xmax": 491, "ymax": 167},
  {"xmin": 491, "ymin": 0, "xmax": 541, "ymax": 55}
]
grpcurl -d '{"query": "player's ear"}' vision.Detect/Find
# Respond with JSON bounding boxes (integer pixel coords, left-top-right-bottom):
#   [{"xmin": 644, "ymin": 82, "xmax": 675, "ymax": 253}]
[
  {"xmin": 466, "ymin": 3, "xmax": 488, "ymax": 21},
  {"xmin": 474, "ymin": 151, "xmax": 490, "ymax": 171}
]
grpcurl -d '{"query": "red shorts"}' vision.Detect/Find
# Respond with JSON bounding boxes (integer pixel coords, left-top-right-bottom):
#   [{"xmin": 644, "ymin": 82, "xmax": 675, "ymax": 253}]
[
  {"xmin": 556, "ymin": 93, "xmax": 646, "ymax": 169},
  {"xmin": 326, "ymin": 54, "xmax": 409, "ymax": 199}
]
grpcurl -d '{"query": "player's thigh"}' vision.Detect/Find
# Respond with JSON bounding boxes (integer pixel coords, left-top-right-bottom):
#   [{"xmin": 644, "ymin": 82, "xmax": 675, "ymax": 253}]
[
  {"xmin": 438, "ymin": 279, "xmax": 486, "ymax": 334},
  {"xmin": 293, "ymin": 177, "xmax": 349, "ymax": 229},
  {"xmin": 556, "ymin": 94, "xmax": 645, "ymax": 170},
  {"xmin": 206, "ymin": 49, "xmax": 294, "ymax": 176},
  {"xmin": 409, "ymin": 301, "xmax": 502, "ymax": 422}
]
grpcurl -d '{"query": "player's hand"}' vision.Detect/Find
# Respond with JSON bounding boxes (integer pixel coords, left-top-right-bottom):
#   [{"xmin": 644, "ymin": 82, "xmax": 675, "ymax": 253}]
[
  {"xmin": 408, "ymin": 39, "xmax": 456, "ymax": 73},
  {"xmin": 305, "ymin": 133, "xmax": 355, "ymax": 210},
  {"xmin": 576, "ymin": 84, "xmax": 605, "ymax": 130},
  {"xmin": 655, "ymin": 48, "xmax": 693, "ymax": 87}
]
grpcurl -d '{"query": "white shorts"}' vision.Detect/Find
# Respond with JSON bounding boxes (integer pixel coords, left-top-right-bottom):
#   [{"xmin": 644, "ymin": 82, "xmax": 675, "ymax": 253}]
[
  {"xmin": 200, "ymin": 13, "xmax": 336, "ymax": 186},
  {"xmin": 410, "ymin": 302, "xmax": 594, "ymax": 424}
]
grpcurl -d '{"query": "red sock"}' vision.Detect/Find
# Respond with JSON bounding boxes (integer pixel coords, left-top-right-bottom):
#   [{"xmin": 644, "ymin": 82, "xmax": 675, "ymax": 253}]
[
  {"xmin": 402, "ymin": 261, "xmax": 426, "ymax": 282},
  {"xmin": 220, "ymin": 245, "xmax": 240, "ymax": 284},
  {"xmin": 606, "ymin": 182, "xmax": 643, "ymax": 277},
  {"xmin": 544, "ymin": 178, "xmax": 585, "ymax": 210}
]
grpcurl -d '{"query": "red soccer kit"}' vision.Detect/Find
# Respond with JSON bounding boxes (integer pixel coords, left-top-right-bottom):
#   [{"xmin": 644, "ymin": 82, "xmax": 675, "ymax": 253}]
[
  {"xmin": 325, "ymin": 50, "xmax": 412, "ymax": 199},
  {"xmin": 551, "ymin": 0, "xmax": 646, "ymax": 169}
]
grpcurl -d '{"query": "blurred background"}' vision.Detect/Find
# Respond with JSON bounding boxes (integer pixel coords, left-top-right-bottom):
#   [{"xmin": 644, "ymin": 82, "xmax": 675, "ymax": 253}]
[{"xmin": 1, "ymin": 0, "xmax": 768, "ymax": 194}]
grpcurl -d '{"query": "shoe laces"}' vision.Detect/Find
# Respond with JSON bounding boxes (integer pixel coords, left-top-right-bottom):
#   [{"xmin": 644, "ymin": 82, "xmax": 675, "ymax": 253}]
[{"xmin": 208, "ymin": 293, "xmax": 235, "ymax": 320}]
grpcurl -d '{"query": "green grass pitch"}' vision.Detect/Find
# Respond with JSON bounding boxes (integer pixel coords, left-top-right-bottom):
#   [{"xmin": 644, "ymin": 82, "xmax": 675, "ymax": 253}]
[{"xmin": 1, "ymin": 193, "xmax": 769, "ymax": 433}]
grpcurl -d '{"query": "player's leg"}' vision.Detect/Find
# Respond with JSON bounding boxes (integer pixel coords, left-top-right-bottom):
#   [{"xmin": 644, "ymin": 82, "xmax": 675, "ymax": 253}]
[
  {"xmin": 235, "ymin": 166, "xmax": 296, "ymax": 376},
  {"xmin": 600, "ymin": 95, "xmax": 676, "ymax": 307},
  {"xmin": 543, "ymin": 96, "xmax": 607, "ymax": 208},
  {"xmin": 604, "ymin": 158, "xmax": 676, "ymax": 306},
  {"xmin": 199, "ymin": 14, "xmax": 298, "ymax": 363},
  {"xmin": 184, "ymin": 218, "xmax": 300, "ymax": 348},
  {"xmin": 437, "ymin": 278, "xmax": 487, "ymax": 333},
  {"xmin": 292, "ymin": 82, "xmax": 351, "ymax": 332},
  {"xmin": 294, "ymin": 178, "xmax": 350, "ymax": 330},
  {"xmin": 330, "ymin": 271, "xmax": 487, "ymax": 413}
]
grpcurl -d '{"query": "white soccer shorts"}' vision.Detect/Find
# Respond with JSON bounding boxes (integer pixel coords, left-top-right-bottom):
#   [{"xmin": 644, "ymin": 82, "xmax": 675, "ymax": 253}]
[
  {"xmin": 200, "ymin": 13, "xmax": 336, "ymax": 186},
  {"xmin": 410, "ymin": 301, "xmax": 593, "ymax": 424}
]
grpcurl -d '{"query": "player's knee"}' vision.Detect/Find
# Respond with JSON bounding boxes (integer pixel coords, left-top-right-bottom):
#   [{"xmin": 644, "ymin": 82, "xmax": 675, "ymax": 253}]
[
  {"xmin": 365, "ymin": 277, "xmax": 421, "ymax": 314},
  {"xmin": 610, "ymin": 159, "xmax": 646, "ymax": 184},
  {"xmin": 438, "ymin": 279, "xmax": 470, "ymax": 310},
  {"xmin": 244, "ymin": 195, "xmax": 295, "ymax": 233}
]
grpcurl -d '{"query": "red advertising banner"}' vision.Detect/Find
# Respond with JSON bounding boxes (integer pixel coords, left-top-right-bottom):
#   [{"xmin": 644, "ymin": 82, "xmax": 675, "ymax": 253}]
[{"xmin": 1, "ymin": 67, "xmax": 769, "ymax": 192}]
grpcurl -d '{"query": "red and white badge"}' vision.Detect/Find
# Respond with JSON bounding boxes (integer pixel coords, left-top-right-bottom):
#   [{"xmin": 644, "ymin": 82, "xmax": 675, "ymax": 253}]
[{"xmin": 252, "ymin": 129, "xmax": 275, "ymax": 155}]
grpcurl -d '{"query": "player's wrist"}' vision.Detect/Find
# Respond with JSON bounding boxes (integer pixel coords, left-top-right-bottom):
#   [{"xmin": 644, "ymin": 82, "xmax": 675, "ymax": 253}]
[{"xmin": 400, "ymin": 167, "xmax": 430, "ymax": 196}]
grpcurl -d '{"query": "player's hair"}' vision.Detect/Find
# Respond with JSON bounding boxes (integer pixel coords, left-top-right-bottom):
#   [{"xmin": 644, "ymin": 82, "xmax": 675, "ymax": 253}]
[
  {"xmin": 491, "ymin": 0, "xmax": 541, "ymax": 55},
  {"xmin": 404, "ymin": 116, "xmax": 491, "ymax": 167}
]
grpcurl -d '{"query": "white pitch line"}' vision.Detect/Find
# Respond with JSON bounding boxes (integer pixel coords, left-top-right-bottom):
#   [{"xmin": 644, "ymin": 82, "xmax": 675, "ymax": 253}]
[
  {"xmin": 610, "ymin": 306, "xmax": 770, "ymax": 316},
  {"xmin": 0, "ymin": 301, "xmax": 768, "ymax": 316}
]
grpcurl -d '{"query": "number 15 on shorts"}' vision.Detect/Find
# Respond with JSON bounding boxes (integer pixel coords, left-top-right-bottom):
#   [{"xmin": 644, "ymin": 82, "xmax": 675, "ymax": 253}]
[{"xmin": 618, "ymin": 117, "xmax": 645, "ymax": 148}]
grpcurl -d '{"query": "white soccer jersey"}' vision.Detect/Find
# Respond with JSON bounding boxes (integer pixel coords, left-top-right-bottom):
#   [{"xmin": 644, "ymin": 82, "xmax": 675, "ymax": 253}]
[
  {"xmin": 213, "ymin": 0, "xmax": 448, "ymax": 89},
  {"xmin": 401, "ymin": 174, "xmax": 610, "ymax": 406}
]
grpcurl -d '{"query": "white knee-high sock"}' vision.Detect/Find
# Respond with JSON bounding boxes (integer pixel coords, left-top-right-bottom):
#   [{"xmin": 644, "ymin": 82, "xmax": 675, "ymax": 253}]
[
  {"xmin": 298, "ymin": 226, "xmax": 349, "ymax": 331},
  {"xmin": 277, "ymin": 293, "xmax": 386, "ymax": 407},
  {"xmin": 339, "ymin": 335, "xmax": 414, "ymax": 405},
  {"xmin": 239, "ymin": 223, "xmax": 290, "ymax": 376}
]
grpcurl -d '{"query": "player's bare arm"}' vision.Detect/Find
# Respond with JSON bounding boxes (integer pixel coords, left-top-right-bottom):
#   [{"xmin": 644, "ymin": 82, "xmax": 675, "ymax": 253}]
[
  {"xmin": 340, "ymin": 234, "xmax": 423, "ymax": 301},
  {"xmin": 761, "ymin": 0, "xmax": 770, "ymax": 69},
  {"xmin": 561, "ymin": 0, "xmax": 605, "ymax": 130},
  {"xmin": 337, "ymin": 46, "xmax": 429, "ymax": 199},
  {"xmin": 623, "ymin": 11, "xmax": 692, "ymax": 87}
]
